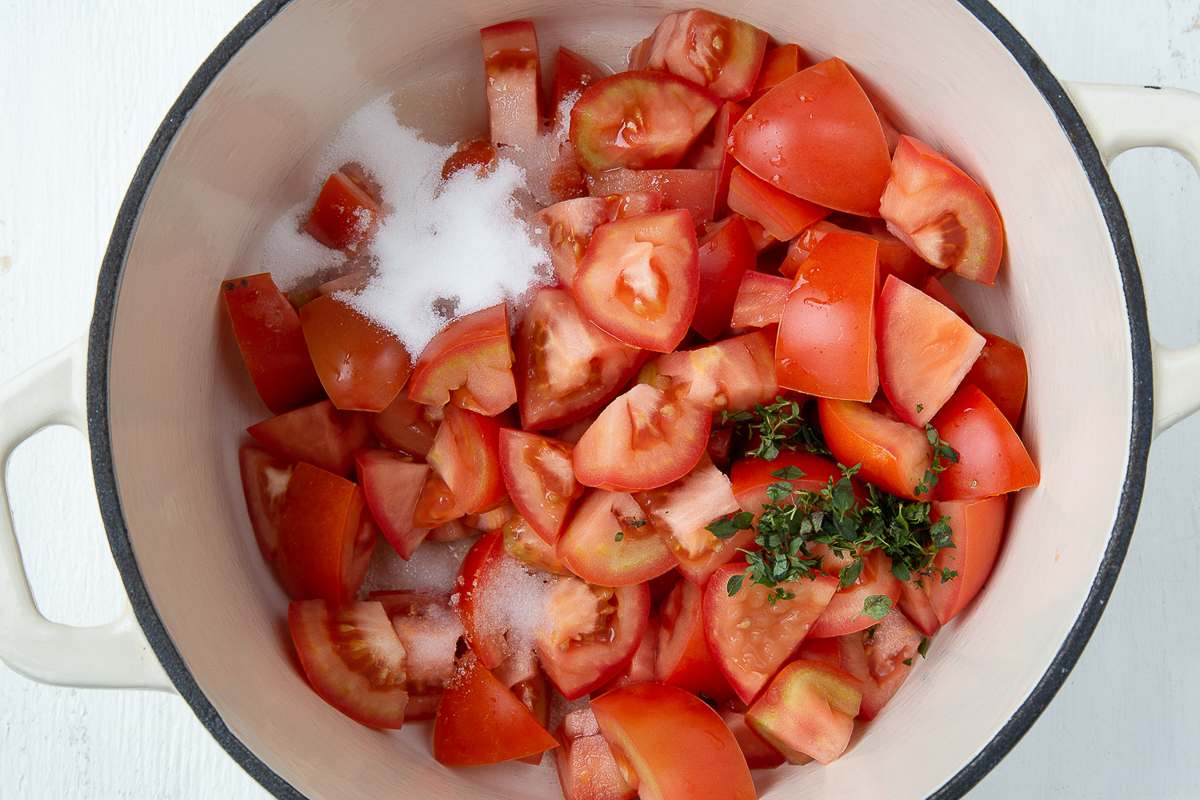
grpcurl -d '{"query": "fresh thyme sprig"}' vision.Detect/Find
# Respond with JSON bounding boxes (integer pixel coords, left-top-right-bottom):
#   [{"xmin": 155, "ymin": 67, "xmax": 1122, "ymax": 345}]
[{"xmin": 719, "ymin": 397, "xmax": 832, "ymax": 462}]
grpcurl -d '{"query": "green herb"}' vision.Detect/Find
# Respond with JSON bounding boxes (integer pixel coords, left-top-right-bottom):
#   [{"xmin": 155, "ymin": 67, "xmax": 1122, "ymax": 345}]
[
  {"xmin": 858, "ymin": 594, "xmax": 892, "ymax": 620},
  {"xmin": 720, "ymin": 397, "xmax": 832, "ymax": 461},
  {"xmin": 903, "ymin": 657, "xmax": 913, "ymax": 666},
  {"xmin": 614, "ymin": 532, "xmax": 624, "ymax": 542},
  {"xmin": 628, "ymin": 519, "xmax": 647, "ymax": 528},
  {"xmin": 914, "ymin": 423, "xmax": 960, "ymax": 496},
  {"xmin": 918, "ymin": 637, "xmax": 930, "ymax": 658}
]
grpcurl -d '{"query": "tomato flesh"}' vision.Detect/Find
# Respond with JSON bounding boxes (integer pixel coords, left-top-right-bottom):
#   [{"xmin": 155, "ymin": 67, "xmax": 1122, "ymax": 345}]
[
  {"xmin": 498, "ymin": 428, "xmax": 582, "ymax": 545},
  {"xmin": 745, "ymin": 659, "xmax": 863, "ymax": 764},
  {"xmin": 354, "ymin": 449, "xmax": 431, "ymax": 560},
  {"xmin": 629, "ymin": 9, "xmax": 768, "ymax": 102},
  {"xmin": 407, "ymin": 303, "xmax": 516, "ymax": 416},
  {"xmin": 237, "ymin": 444, "xmax": 293, "ymax": 561},
  {"xmin": 481, "ymin": 20, "xmax": 541, "ymax": 150},
  {"xmin": 931, "ymin": 384, "xmax": 1039, "ymax": 499},
  {"xmin": 305, "ymin": 172, "xmax": 382, "ymax": 253}
]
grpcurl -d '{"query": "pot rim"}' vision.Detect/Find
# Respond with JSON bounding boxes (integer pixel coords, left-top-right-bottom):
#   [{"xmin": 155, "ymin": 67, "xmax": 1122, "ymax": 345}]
[{"xmin": 84, "ymin": 1, "xmax": 1154, "ymax": 798}]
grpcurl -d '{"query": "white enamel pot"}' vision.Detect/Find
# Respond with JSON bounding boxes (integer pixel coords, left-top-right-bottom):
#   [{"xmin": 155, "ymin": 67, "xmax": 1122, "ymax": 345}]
[{"xmin": 2, "ymin": 1, "xmax": 1199, "ymax": 798}]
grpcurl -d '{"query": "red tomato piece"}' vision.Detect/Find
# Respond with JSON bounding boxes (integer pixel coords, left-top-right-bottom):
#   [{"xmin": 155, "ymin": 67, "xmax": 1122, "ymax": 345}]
[
  {"xmin": 776, "ymin": 230, "xmax": 880, "ymax": 401},
  {"xmin": 554, "ymin": 709, "xmax": 638, "ymax": 800},
  {"xmin": 407, "ymin": 303, "xmax": 516, "ymax": 416},
  {"xmin": 481, "ymin": 20, "xmax": 541, "ymax": 150},
  {"xmin": 515, "ymin": 287, "xmax": 646, "ymax": 431},
  {"xmin": 931, "ymin": 384, "xmax": 1039, "ymax": 499},
  {"xmin": 536, "ymin": 581, "xmax": 650, "ymax": 700},
  {"xmin": 745, "ymin": 659, "xmax": 863, "ymax": 764},
  {"xmin": 275, "ymin": 462, "xmax": 377, "ymax": 603},
  {"xmin": 288, "ymin": 600, "xmax": 408, "ymax": 728},
  {"xmin": 963, "ymin": 331, "xmax": 1028, "ymax": 427},
  {"xmin": 412, "ymin": 469, "xmax": 464, "ymax": 529},
  {"xmin": 572, "ymin": 383, "xmax": 712, "ymax": 492},
  {"xmin": 246, "ymin": 398, "xmax": 370, "ymax": 478},
  {"xmin": 501, "ymin": 511, "xmax": 572, "ymax": 575},
  {"xmin": 926, "ymin": 494, "xmax": 1008, "ymax": 625},
  {"xmin": 680, "ymin": 101, "xmax": 746, "ymax": 171},
  {"xmin": 541, "ymin": 192, "xmax": 664, "ymax": 290},
  {"xmin": 570, "ymin": 71, "xmax": 721, "ymax": 173},
  {"xmin": 644, "ymin": 330, "xmax": 780, "ymax": 415},
  {"xmin": 433, "ymin": 651, "xmax": 559, "ymax": 766},
  {"xmin": 440, "ymin": 136, "xmax": 500, "ymax": 182},
  {"xmin": 877, "ymin": 274, "xmax": 985, "ymax": 427},
  {"xmin": 425, "ymin": 403, "xmax": 505, "ymax": 515},
  {"xmin": 368, "ymin": 391, "xmax": 438, "ymax": 458},
  {"xmin": 808, "ymin": 549, "xmax": 902, "ymax": 638},
  {"xmin": 704, "ymin": 561, "xmax": 839, "ymax": 703},
  {"xmin": 223, "ymin": 273, "xmax": 326, "ymax": 415},
  {"xmin": 557, "ymin": 490, "xmax": 677, "ymax": 586},
  {"xmin": 453, "ymin": 531, "xmax": 522, "ymax": 669},
  {"xmin": 237, "ymin": 444, "xmax": 294, "ymax": 561},
  {"xmin": 880, "ymin": 135, "xmax": 1005, "ymax": 285},
  {"xmin": 785, "ymin": 219, "xmax": 932, "ymax": 288},
  {"xmin": 304, "ymin": 172, "xmax": 382, "ymax": 253},
  {"xmin": 590, "ymin": 683, "xmax": 756, "ymax": 800},
  {"xmin": 498, "ymin": 428, "xmax": 582, "ymax": 545},
  {"xmin": 730, "ymin": 270, "xmax": 790, "ymax": 329},
  {"xmin": 718, "ymin": 703, "xmax": 786, "ymax": 769},
  {"xmin": 748, "ymin": 43, "xmax": 805, "ymax": 103},
  {"xmin": 354, "ymin": 449, "xmax": 430, "ymax": 560},
  {"xmin": 727, "ymin": 165, "xmax": 832, "ymax": 242},
  {"xmin": 818, "ymin": 397, "xmax": 934, "ymax": 501},
  {"xmin": 730, "ymin": 451, "xmax": 858, "ymax": 524},
  {"xmin": 371, "ymin": 590, "xmax": 463, "ymax": 694},
  {"xmin": 691, "ymin": 216, "xmax": 756, "ymax": 339},
  {"xmin": 921, "ymin": 275, "xmax": 972, "ymax": 324},
  {"xmin": 552, "ymin": 47, "xmax": 607, "ymax": 119},
  {"xmin": 299, "ymin": 294, "xmax": 412, "ymax": 413},
  {"xmin": 898, "ymin": 577, "xmax": 941, "ymax": 636},
  {"xmin": 730, "ymin": 57, "xmax": 891, "ymax": 216},
  {"xmin": 656, "ymin": 578, "xmax": 736, "ymax": 700},
  {"xmin": 585, "ymin": 169, "xmax": 717, "ymax": 229},
  {"xmin": 596, "ymin": 614, "xmax": 660, "ymax": 696},
  {"xmin": 632, "ymin": 453, "xmax": 739, "ymax": 559},
  {"xmin": 837, "ymin": 606, "xmax": 924, "ymax": 720},
  {"xmin": 628, "ymin": 9, "xmax": 768, "ymax": 102}
]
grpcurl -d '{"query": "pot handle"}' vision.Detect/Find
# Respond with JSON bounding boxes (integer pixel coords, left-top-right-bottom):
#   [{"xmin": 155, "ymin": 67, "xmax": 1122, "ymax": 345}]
[
  {"xmin": 0, "ymin": 336, "xmax": 173, "ymax": 691},
  {"xmin": 1064, "ymin": 81, "xmax": 1200, "ymax": 438}
]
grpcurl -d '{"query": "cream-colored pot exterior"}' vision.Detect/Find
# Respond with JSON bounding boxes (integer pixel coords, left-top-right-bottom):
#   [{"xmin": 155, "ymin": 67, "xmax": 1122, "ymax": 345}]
[{"xmin": 4, "ymin": 0, "xmax": 1199, "ymax": 798}]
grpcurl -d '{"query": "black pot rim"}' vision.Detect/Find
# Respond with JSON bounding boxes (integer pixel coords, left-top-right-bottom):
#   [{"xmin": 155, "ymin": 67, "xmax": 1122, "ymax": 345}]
[{"xmin": 85, "ymin": 2, "xmax": 1152, "ymax": 799}]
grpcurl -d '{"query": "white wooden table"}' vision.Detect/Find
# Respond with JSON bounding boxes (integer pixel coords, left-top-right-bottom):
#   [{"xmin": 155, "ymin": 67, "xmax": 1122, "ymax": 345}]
[{"xmin": 1, "ymin": 1, "xmax": 1197, "ymax": 798}]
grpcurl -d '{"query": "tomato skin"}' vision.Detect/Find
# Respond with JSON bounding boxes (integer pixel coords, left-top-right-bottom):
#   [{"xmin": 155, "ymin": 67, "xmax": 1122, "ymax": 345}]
[
  {"xmin": 590, "ymin": 683, "xmax": 756, "ymax": 800},
  {"xmin": 574, "ymin": 209, "xmax": 699, "ymax": 353},
  {"xmin": 644, "ymin": 330, "xmax": 779, "ymax": 415},
  {"xmin": 629, "ymin": 9, "xmax": 769, "ymax": 102},
  {"xmin": 656, "ymin": 578, "xmax": 735, "ymax": 700},
  {"xmin": 730, "ymin": 57, "xmax": 891, "ymax": 216},
  {"xmin": 304, "ymin": 172, "xmax": 382, "ymax": 253},
  {"xmin": 499, "ymin": 428, "xmax": 582, "ymax": 545},
  {"xmin": 880, "ymin": 135, "xmax": 1005, "ymax": 285},
  {"xmin": 570, "ymin": 71, "xmax": 722, "ymax": 173},
  {"xmin": 537, "ymin": 582, "xmax": 651, "ymax": 700},
  {"xmin": 691, "ymin": 215, "xmax": 756, "ymax": 340},
  {"xmin": 247, "ymin": 399, "xmax": 371, "ymax": 478},
  {"xmin": 926, "ymin": 494, "xmax": 1008, "ymax": 625},
  {"xmin": 727, "ymin": 165, "xmax": 831, "ymax": 242},
  {"xmin": 704, "ymin": 562, "xmax": 839, "ymax": 703},
  {"xmin": 407, "ymin": 303, "xmax": 516, "ymax": 416},
  {"xmin": 776, "ymin": 231, "xmax": 880, "ymax": 401},
  {"xmin": 557, "ymin": 490, "xmax": 678, "ymax": 586},
  {"xmin": 730, "ymin": 270, "xmax": 790, "ymax": 329},
  {"xmin": 748, "ymin": 43, "xmax": 805, "ymax": 103},
  {"xmin": 276, "ymin": 462, "xmax": 377, "ymax": 603},
  {"xmin": 898, "ymin": 577, "xmax": 941, "ymax": 636},
  {"xmin": 876, "ymin": 274, "xmax": 985, "ymax": 427},
  {"xmin": 516, "ymin": 287, "xmax": 646, "ymax": 431},
  {"xmin": 288, "ymin": 600, "xmax": 409, "ymax": 728},
  {"xmin": 299, "ymin": 294, "xmax": 412, "ymax": 413},
  {"xmin": 368, "ymin": 391, "xmax": 437, "ymax": 458},
  {"xmin": 433, "ymin": 651, "xmax": 559, "ymax": 767},
  {"xmin": 354, "ymin": 449, "xmax": 430, "ymax": 560},
  {"xmin": 223, "ymin": 273, "xmax": 326, "ymax": 415},
  {"xmin": 807, "ymin": 549, "xmax": 902, "ymax": 638},
  {"xmin": 931, "ymin": 384, "xmax": 1039, "ymax": 499},
  {"xmin": 481, "ymin": 20, "xmax": 541, "ymax": 150},
  {"xmin": 585, "ymin": 169, "xmax": 717, "ymax": 229},
  {"xmin": 425, "ymin": 403, "xmax": 506, "ymax": 515},
  {"xmin": 819, "ymin": 397, "xmax": 934, "ymax": 501},
  {"xmin": 237, "ymin": 444, "xmax": 294, "ymax": 561},
  {"xmin": 962, "ymin": 332, "xmax": 1028, "ymax": 427},
  {"xmin": 785, "ymin": 219, "xmax": 932, "ymax": 288},
  {"xmin": 573, "ymin": 383, "xmax": 712, "ymax": 493},
  {"xmin": 745, "ymin": 659, "xmax": 863, "ymax": 765}
]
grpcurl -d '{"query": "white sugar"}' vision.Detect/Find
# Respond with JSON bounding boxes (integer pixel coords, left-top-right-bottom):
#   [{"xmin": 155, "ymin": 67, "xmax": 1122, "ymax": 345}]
[{"xmin": 360, "ymin": 534, "xmax": 478, "ymax": 596}]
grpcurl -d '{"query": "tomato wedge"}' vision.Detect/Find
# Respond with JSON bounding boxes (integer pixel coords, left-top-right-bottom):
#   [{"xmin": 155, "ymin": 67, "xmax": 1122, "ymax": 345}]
[
  {"xmin": 288, "ymin": 600, "xmax": 409, "ymax": 728},
  {"xmin": 926, "ymin": 494, "xmax": 1008, "ymax": 625},
  {"xmin": 963, "ymin": 331, "xmax": 1028, "ymax": 427},
  {"xmin": 407, "ymin": 302, "xmax": 516, "ymax": 416},
  {"xmin": 237, "ymin": 444, "xmax": 293, "ymax": 561},
  {"xmin": 304, "ymin": 172, "xmax": 382, "ymax": 253},
  {"xmin": 656, "ymin": 578, "xmax": 735, "ymax": 700},
  {"xmin": 425, "ymin": 403, "xmax": 505, "ymax": 515},
  {"xmin": 643, "ymin": 330, "xmax": 779, "ymax": 415},
  {"xmin": 585, "ymin": 168, "xmax": 718, "ymax": 229},
  {"xmin": 727, "ymin": 165, "xmax": 831, "ymax": 242},
  {"xmin": 481, "ymin": 20, "xmax": 541, "ymax": 150},
  {"xmin": 354, "ymin": 450, "xmax": 430, "ymax": 560},
  {"xmin": 745, "ymin": 659, "xmax": 862, "ymax": 765},
  {"xmin": 818, "ymin": 397, "xmax": 934, "ymax": 501},
  {"xmin": 247, "ymin": 399, "xmax": 370, "ymax": 478},
  {"xmin": 837, "ymin": 606, "xmax": 924, "ymax": 720},
  {"xmin": 498, "ymin": 428, "xmax": 582, "ymax": 544},
  {"xmin": 574, "ymin": 209, "xmax": 699, "ymax": 353},
  {"xmin": 729, "ymin": 57, "xmax": 891, "ymax": 216},
  {"xmin": 570, "ymin": 71, "xmax": 721, "ymax": 173},
  {"xmin": 930, "ymin": 384, "xmax": 1039, "ymax": 499},
  {"xmin": 691, "ymin": 215, "xmax": 756, "ymax": 339},
  {"xmin": 807, "ymin": 549, "xmax": 902, "ymax": 638},
  {"xmin": 628, "ymin": 9, "xmax": 768, "ymax": 102},
  {"xmin": 730, "ymin": 270, "xmax": 790, "ymax": 329},
  {"xmin": 557, "ymin": 489, "xmax": 677, "ymax": 586}
]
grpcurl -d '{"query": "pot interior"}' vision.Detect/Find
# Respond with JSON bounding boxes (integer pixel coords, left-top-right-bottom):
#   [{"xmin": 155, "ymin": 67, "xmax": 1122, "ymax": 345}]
[{"xmin": 94, "ymin": 0, "xmax": 1142, "ymax": 798}]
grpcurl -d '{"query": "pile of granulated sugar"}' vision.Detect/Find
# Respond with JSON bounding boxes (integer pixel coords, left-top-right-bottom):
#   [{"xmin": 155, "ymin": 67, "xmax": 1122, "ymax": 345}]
[{"xmin": 261, "ymin": 94, "xmax": 554, "ymax": 357}]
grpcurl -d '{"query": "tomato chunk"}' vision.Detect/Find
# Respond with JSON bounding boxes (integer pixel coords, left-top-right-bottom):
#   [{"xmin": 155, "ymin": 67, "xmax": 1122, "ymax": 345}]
[
  {"xmin": 643, "ymin": 330, "xmax": 780, "ymax": 415},
  {"xmin": 656, "ymin": 578, "xmax": 735, "ymax": 700},
  {"xmin": 237, "ymin": 444, "xmax": 293, "ymax": 561},
  {"xmin": 305, "ymin": 172, "xmax": 382, "ymax": 253},
  {"xmin": 730, "ymin": 270, "xmax": 790, "ymax": 329},
  {"xmin": 807, "ymin": 549, "xmax": 902, "ymax": 638},
  {"xmin": 425, "ymin": 403, "xmax": 505, "ymax": 515},
  {"xmin": 354, "ymin": 450, "xmax": 430, "ymax": 560},
  {"xmin": 745, "ymin": 659, "xmax": 862, "ymax": 764},
  {"xmin": 557, "ymin": 489, "xmax": 677, "ymax": 586},
  {"xmin": 727, "ymin": 165, "xmax": 831, "ymax": 242},
  {"xmin": 836, "ymin": 606, "xmax": 924, "ymax": 719},
  {"xmin": 554, "ymin": 708, "xmax": 638, "ymax": 800},
  {"xmin": 691, "ymin": 215, "xmax": 756, "ymax": 340},
  {"xmin": 481, "ymin": 20, "xmax": 541, "ymax": 150},
  {"xmin": 498, "ymin": 428, "xmax": 582, "ymax": 545},
  {"xmin": 926, "ymin": 494, "xmax": 1008, "ymax": 625},
  {"xmin": 585, "ymin": 169, "xmax": 717, "ymax": 229},
  {"xmin": 818, "ymin": 397, "xmax": 934, "ymax": 501},
  {"xmin": 246, "ymin": 398, "xmax": 370, "ymax": 478},
  {"xmin": 963, "ymin": 331, "xmax": 1028, "ymax": 427},
  {"xmin": 407, "ymin": 303, "xmax": 516, "ymax": 416},
  {"xmin": 629, "ymin": 9, "xmax": 768, "ymax": 102},
  {"xmin": 930, "ymin": 385, "xmax": 1039, "ymax": 499}
]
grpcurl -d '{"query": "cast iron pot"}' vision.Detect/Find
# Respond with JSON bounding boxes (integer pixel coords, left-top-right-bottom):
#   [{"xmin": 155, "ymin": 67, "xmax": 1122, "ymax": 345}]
[{"xmin": 2, "ymin": 0, "xmax": 1200, "ymax": 798}]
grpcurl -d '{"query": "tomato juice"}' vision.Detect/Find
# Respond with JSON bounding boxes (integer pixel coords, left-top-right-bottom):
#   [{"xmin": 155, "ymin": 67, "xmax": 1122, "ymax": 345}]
[{"xmin": 223, "ymin": 7, "xmax": 1037, "ymax": 797}]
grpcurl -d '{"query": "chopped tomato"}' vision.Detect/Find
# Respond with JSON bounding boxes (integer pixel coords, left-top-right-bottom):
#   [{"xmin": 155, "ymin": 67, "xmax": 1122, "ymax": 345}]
[
  {"xmin": 656, "ymin": 577, "xmax": 735, "ymax": 700},
  {"xmin": 299, "ymin": 294, "xmax": 412, "ymax": 412},
  {"xmin": 515, "ymin": 287, "xmax": 646, "ymax": 431},
  {"xmin": 425, "ymin": 403, "xmax": 506, "ymax": 515},
  {"xmin": 628, "ymin": 9, "xmax": 768, "ymax": 102},
  {"xmin": 572, "ymin": 383, "xmax": 712, "ymax": 492},
  {"xmin": 304, "ymin": 172, "xmax": 382, "ymax": 253},
  {"xmin": 632, "ymin": 453, "xmax": 739, "ymax": 559},
  {"xmin": 730, "ymin": 270, "xmax": 790, "ymax": 329},
  {"xmin": 730, "ymin": 450, "xmax": 860, "ymax": 524},
  {"xmin": 481, "ymin": 20, "xmax": 541, "ymax": 150},
  {"xmin": 557, "ymin": 489, "xmax": 677, "ymax": 586},
  {"xmin": 921, "ymin": 274, "xmax": 972, "ymax": 323},
  {"xmin": 818, "ymin": 396, "xmax": 934, "ymax": 501},
  {"xmin": 704, "ymin": 561, "xmax": 839, "ymax": 703},
  {"xmin": 554, "ymin": 708, "xmax": 638, "ymax": 800},
  {"xmin": 963, "ymin": 332, "xmax": 1028, "ymax": 427},
  {"xmin": 223, "ymin": 273, "xmax": 325, "ymax": 414},
  {"xmin": 718, "ymin": 703, "xmax": 786, "ymax": 769},
  {"xmin": 643, "ymin": 329, "xmax": 780, "ymax": 415},
  {"xmin": 407, "ymin": 303, "xmax": 516, "ymax": 416},
  {"xmin": 371, "ymin": 589, "xmax": 463, "ymax": 695},
  {"xmin": 590, "ymin": 683, "xmax": 756, "ymax": 800},
  {"xmin": 926, "ymin": 494, "xmax": 1008, "ymax": 625},
  {"xmin": 898, "ymin": 577, "xmax": 941, "ymax": 636},
  {"xmin": 681, "ymin": 101, "xmax": 746, "ymax": 171},
  {"xmin": 246, "ymin": 399, "xmax": 371, "ymax": 478},
  {"xmin": 837, "ymin": 606, "xmax": 924, "ymax": 719},
  {"xmin": 785, "ymin": 219, "xmax": 932, "ymax": 288},
  {"xmin": 931, "ymin": 384, "xmax": 1039, "ymax": 499},
  {"xmin": 552, "ymin": 46, "xmax": 607, "ymax": 118},
  {"xmin": 502, "ymin": 512, "xmax": 573, "ymax": 575},
  {"xmin": 237, "ymin": 444, "xmax": 294, "ymax": 561},
  {"xmin": 880, "ymin": 135, "xmax": 1005, "ymax": 284},
  {"xmin": 433, "ymin": 651, "xmax": 559, "ymax": 766},
  {"xmin": 727, "ymin": 165, "xmax": 831, "ymax": 241},
  {"xmin": 275, "ymin": 462, "xmax": 377, "ymax": 603},
  {"xmin": 748, "ymin": 43, "xmax": 805, "ymax": 103},
  {"xmin": 368, "ymin": 391, "xmax": 438, "ymax": 458},
  {"xmin": 453, "ymin": 531, "xmax": 524, "ymax": 669},
  {"xmin": 412, "ymin": 469, "xmax": 464, "ymax": 529},
  {"xmin": 745, "ymin": 659, "xmax": 863, "ymax": 764},
  {"xmin": 585, "ymin": 168, "xmax": 717, "ymax": 228},
  {"xmin": 729, "ymin": 57, "xmax": 891, "ymax": 216},
  {"xmin": 570, "ymin": 71, "xmax": 721, "ymax": 173},
  {"xmin": 776, "ymin": 230, "xmax": 880, "ymax": 401},
  {"xmin": 288, "ymin": 600, "xmax": 409, "ymax": 728},
  {"xmin": 354, "ymin": 449, "xmax": 430, "ymax": 560},
  {"xmin": 498, "ymin": 428, "xmax": 582, "ymax": 545},
  {"xmin": 541, "ymin": 192, "xmax": 663, "ymax": 289},
  {"xmin": 692, "ymin": 215, "xmax": 756, "ymax": 340},
  {"xmin": 877, "ymin": 274, "xmax": 985, "ymax": 427},
  {"xmin": 807, "ymin": 549, "xmax": 902, "ymax": 638}
]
